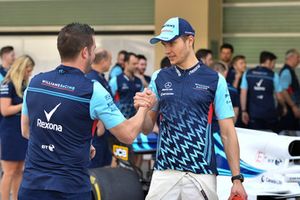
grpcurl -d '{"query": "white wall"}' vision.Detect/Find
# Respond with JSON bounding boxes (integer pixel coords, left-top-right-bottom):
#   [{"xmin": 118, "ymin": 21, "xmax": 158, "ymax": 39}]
[{"xmin": 0, "ymin": 35, "xmax": 155, "ymax": 77}]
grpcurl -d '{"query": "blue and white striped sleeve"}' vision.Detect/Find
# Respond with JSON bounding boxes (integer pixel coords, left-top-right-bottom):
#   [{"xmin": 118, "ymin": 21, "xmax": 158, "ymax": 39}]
[{"xmin": 90, "ymin": 81, "xmax": 125, "ymax": 129}]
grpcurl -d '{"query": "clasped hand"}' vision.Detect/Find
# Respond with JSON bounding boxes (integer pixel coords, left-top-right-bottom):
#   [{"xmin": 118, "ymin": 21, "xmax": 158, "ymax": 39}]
[{"xmin": 134, "ymin": 88, "xmax": 157, "ymax": 110}]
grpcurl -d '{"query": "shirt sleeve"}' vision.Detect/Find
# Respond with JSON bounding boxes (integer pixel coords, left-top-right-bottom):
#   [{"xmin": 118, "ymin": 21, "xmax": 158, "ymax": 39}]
[
  {"xmin": 109, "ymin": 66, "xmax": 122, "ymax": 80},
  {"xmin": 109, "ymin": 77, "xmax": 118, "ymax": 97},
  {"xmin": 279, "ymin": 69, "xmax": 291, "ymax": 90},
  {"xmin": 273, "ymin": 73, "xmax": 282, "ymax": 93},
  {"xmin": 240, "ymin": 70, "xmax": 248, "ymax": 89},
  {"xmin": 22, "ymin": 89, "xmax": 28, "ymax": 116},
  {"xmin": 214, "ymin": 74, "xmax": 235, "ymax": 120},
  {"xmin": 0, "ymin": 82, "xmax": 13, "ymax": 98},
  {"xmin": 148, "ymin": 70, "xmax": 160, "ymax": 112},
  {"xmin": 90, "ymin": 81, "xmax": 126, "ymax": 129},
  {"xmin": 0, "ymin": 74, "xmax": 4, "ymax": 83}
]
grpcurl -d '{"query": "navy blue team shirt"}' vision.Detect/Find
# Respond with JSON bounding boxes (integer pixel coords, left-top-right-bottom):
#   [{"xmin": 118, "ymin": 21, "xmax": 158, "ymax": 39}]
[
  {"xmin": 109, "ymin": 73, "xmax": 143, "ymax": 118},
  {"xmin": 149, "ymin": 62, "xmax": 234, "ymax": 174},
  {"xmin": 240, "ymin": 66, "xmax": 282, "ymax": 120},
  {"xmin": 21, "ymin": 65, "xmax": 125, "ymax": 193}
]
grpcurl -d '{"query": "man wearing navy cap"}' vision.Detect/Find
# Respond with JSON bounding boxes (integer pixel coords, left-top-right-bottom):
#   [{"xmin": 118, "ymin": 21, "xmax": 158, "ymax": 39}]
[
  {"xmin": 18, "ymin": 23, "xmax": 156, "ymax": 200},
  {"xmin": 135, "ymin": 17, "xmax": 247, "ymax": 200}
]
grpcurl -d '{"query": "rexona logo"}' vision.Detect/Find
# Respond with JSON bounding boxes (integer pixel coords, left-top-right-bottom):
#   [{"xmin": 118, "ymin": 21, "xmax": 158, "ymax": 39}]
[{"xmin": 37, "ymin": 103, "xmax": 63, "ymax": 132}]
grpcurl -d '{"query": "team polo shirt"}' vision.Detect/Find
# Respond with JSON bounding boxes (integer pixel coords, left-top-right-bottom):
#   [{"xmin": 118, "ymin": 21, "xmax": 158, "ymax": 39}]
[
  {"xmin": 240, "ymin": 66, "xmax": 282, "ymax": 120},
  {"xmin": 149, "ymin": 62, "xmax": 234, "ymax": 174},
  {"xmin": 280, "ymin": 64, "xmax": 300, "ymax": 105},
  {"xmin": 21, "ymin": 65, "xmax": 125, "ymax": 193},
  {"xmin": 109, "ymin": 73, "xmax": 143, "ymax": 118},
  {"xmin": 109, "ymin": 63, "xmax": 123, "ymax": 80}
]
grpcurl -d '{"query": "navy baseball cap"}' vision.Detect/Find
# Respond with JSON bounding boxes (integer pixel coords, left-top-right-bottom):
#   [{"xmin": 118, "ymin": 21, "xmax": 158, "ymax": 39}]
[{"xmin": 150, "ymin": 17, "xmax": 195, "ymax": 44}]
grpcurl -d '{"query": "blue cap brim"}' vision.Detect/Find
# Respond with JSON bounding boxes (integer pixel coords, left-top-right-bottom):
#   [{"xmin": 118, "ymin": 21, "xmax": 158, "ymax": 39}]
[{"xmin": 149, "ymin": 35, "xmax": 178, "ymax": 44}]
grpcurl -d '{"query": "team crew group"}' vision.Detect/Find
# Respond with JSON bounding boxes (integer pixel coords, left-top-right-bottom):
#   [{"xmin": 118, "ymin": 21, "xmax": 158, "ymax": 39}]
[{"xmin": 0, "ymin": 18, "xmax": 299, "ymax": 200}]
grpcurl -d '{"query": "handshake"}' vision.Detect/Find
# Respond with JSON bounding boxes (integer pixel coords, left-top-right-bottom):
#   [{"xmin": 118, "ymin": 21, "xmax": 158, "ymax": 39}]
[{"xmin": 134, "ymin": 88, "xmax": 157, "ymax": 111}]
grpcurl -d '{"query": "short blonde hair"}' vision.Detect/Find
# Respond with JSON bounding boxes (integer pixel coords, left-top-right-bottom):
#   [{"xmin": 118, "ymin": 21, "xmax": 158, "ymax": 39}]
[{"xmin": 3, "ymin": 55, "xmax": 35, "ymax": 97}]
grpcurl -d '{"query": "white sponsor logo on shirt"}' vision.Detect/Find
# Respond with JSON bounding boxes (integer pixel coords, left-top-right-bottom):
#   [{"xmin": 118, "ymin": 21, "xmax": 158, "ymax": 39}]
[
  {"xmin": 254, "ymin": 79, "xmax": 266, "ymax": 91},
  {"xmin": 41, "ymin": 144, "xmax": 55, "ymax": 152},
  {"xmin": 37, "ymin": 103, "xmax": 63, "ymax": 133}
]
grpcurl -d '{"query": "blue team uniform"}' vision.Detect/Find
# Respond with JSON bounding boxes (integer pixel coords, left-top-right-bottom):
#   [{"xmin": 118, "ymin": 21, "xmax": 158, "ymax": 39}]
[
  {"xmin": 0, "ymin": 82, "xmax": 28, "ymax": 161},
  {"xmin": 108, "ymin": 63, "xmax": 123, "ymax": 80},
  {"xmin": 279, "ymin": 64, "xmax": 300, "ymax": 130},
  {"xmin": 109, "ymin": 73, "xmax": 143, "ymax": 118},
  {"xmin": 212, "ymin": 83, "xmax": 239, "ymax": 133},
  {"xmin": 19, "ymin": 65, "xmax": 125, "ymax": 199},
  {"xmin": 85, "ymin": 70, "xmax": 112, "ymax": 168},
  {"xmin": 241, "ymin": 66, "xmax": 282, "ymax": 132},
  {"xmin": 149, "ymin": 62, "xmax": 234, "ymax": 174}
]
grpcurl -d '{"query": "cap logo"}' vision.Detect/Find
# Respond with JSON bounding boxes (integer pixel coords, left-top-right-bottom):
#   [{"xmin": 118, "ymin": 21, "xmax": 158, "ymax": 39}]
[
  {"xmin": 162, "ymin": 29, "xmax": 174, "ymax": 33},
  {"xmin": 162, "ymin": 24, "xmax": 175, "ymax": 28}
]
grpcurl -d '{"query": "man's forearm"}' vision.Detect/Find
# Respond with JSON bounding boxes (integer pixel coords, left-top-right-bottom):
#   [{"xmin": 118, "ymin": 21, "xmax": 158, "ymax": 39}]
[
  {"xmin": 282, "ymin": 90, "xmax": 296, "ymax": 108},
  {"xmin": 240, "ymin": 89, "xmax": 247, "ymax": 112},
  {"xmin": 141, "ymin": 111, "xmax": 156, "ymax": 134},
  {"xmin": 219, "ymin": 119, "xmax": 241, "ymax": 176},
  {"xmin": 110, "ymin": 108, "xmax": 148, "ymax": 144}
]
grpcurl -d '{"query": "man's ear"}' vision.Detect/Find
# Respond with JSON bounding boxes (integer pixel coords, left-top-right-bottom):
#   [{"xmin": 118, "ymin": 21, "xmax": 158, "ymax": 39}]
[
  {"xmin": 81, "ymin": 47, "xmax": 89, "ymax": 59},
  {"xmin": 188, "ymin": 35, "xmax": 195, "ymax": 48}
]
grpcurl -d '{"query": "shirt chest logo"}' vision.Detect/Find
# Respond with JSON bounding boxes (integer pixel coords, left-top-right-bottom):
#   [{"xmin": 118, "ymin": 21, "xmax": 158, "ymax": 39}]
[
  {"xmin": 193, "ymin": 83, "xmax": 210, "ymax": 91},
  {"xmin": 121, "ymin": 83, "xmax": 129, "ymax": 90},
  {"xmin": 161, "ymin": 82, "xmax": 174, "ymax": 96}
]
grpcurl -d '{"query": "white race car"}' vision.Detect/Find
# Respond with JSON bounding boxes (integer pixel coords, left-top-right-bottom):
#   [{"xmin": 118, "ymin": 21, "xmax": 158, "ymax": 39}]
[
  {"xmin": 90, "ymin": 128, "xmax": 300, "ymax": 200},
  {"xmin": 215, "ymin": 128, "xmax": 300, "ymax": 199}
]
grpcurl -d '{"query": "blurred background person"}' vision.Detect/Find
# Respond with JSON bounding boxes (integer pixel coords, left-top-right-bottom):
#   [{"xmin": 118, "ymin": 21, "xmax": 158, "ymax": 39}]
[
  {"xmin": 109, "ymin": 52, "xmax": 143, "ymax": 119},
  {"xmin": 109, "ymin": 52, "xmax": 143, "ymax": 167},
  {"xmin": 160, "ymin": 56, "xmax": 171, "ymax": 69},
  {"xmin": 227, "ymin": 55, "xmax": 247, "ymax": 90},
  {"xmin": 0, "ymin": 55, "xmax": 34, "ymax": 200},
  {"xmin": 86, "ymin": 48, "xmax": 113, "ymax": 168},
  {"xmin": 109, "ymin": 50, "xmax": 127, "ymax": 80},
  {"xmin": 0, "ymin": 46, "xmax": 15, "ymax": 82},
  {"xmin": 220, "ymin": 43, "xmax": 234, "ymax": 68},
  {"xmin": 279, "ymin": 48, "xmax": 300, "ymax": 131},
  {"xmin": 195, "ymin": 48, "xmax": 213, "ymax": 66},
  {"xmin": 135, "ymin": 54, "xmax": 151, "ymax": 87},
  {"xmin": 210, "ymin": 62, "xmax": 239, "ymax": 124},
  {"xmin": 240, "ymin": 51, "xmax": 285, "ymax": 133}
]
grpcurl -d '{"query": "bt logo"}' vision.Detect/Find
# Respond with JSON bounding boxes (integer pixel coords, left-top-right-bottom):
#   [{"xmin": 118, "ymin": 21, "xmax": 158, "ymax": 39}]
[{"xmin": 41, "ymin": 144, "xmax": 55, "ymax": 152}]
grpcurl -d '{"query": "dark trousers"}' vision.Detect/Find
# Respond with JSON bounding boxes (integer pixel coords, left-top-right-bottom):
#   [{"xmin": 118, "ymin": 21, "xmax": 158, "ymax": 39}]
[
  {"xmin": 280, "ymin": 108, "xmax": 300, "ymax": 131},
  {"xmin": 248, "ymin": 118, "xmax": 280, "ymax": 133}
]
